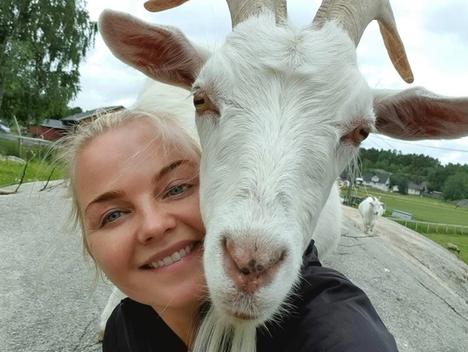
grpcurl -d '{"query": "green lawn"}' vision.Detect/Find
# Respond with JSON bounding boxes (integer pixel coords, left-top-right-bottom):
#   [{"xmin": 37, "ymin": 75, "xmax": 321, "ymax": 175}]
[
  {"xmin": 424, "ymin": 233, "xmax": 468, "ymax": 264},
  {"xmin": 0, "ymin": 159, "xmax": 64, "ymax": 187},
  {"xmin": 348, "ymin": 187, "xmax": 468, "ymax": 226}
]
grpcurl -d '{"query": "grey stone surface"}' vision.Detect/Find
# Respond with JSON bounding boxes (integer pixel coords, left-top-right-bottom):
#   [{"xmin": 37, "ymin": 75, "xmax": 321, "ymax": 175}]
[
  {"xmin": 1, "ymin": 182, "xmax": 467, "ymax": 351},
  {"xmin": 0, "ymin": 181, "xmax": 111, "ymax": 352}
]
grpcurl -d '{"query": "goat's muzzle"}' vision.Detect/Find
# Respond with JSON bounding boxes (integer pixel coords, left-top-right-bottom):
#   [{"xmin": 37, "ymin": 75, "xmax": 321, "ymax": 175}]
[{"xmin": 222, "ymin": 237, "xmax": 286, "ymax": 295}]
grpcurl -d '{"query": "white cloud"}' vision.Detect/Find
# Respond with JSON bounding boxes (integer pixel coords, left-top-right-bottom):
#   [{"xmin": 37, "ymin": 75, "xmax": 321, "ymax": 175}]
[{"xmin": 72, "ymin": 0, "xmax": 468, "ymax": 166}]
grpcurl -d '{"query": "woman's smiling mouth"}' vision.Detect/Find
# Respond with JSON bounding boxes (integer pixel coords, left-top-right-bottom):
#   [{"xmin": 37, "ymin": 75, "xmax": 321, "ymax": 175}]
[{"xmin": 141, "ymin": 241, "xmax": 202, "ymax": 270}]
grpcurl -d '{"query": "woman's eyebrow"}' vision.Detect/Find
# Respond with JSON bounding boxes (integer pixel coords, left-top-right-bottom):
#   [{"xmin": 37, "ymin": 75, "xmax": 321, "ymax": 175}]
[
  {"xmin": 152, "ymin": 159, "xmax": 194, "ymax": 184},
  {"xmin": 85, "ymin": 190, "xmax": 126, "ymax": 215}
]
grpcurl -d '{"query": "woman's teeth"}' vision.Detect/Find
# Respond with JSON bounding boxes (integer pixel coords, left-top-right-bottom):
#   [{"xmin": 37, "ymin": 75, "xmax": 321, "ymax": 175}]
[{"xmin": 148, "ymin": 243, "xmax": 195, "ymax": 269}]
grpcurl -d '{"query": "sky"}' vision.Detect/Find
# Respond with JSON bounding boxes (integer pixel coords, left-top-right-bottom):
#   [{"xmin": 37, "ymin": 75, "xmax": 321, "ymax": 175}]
[{"xmin": 72, "ymin": 0, "xmax": 468, "ymax": 166}]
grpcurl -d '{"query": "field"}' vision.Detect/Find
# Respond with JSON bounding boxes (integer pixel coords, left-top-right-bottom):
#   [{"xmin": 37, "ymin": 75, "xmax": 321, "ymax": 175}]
[
  {"xmin": 0, "ymin": 160, "xmax": 64, "ymax": 187},
  {"xmin": 425, "ymin": 233, "xmax": 468, "ymax": 264},
  {"xmin": 345, "ymin": 186, "xmax": 468, "ymax": 264},
  {"xmin": 0, "ymin": 135, "xmax": 64, "ymax": 188},
  {"xmin": 348, "ymin": 187, "xmax": 468, "ymax": 226}
]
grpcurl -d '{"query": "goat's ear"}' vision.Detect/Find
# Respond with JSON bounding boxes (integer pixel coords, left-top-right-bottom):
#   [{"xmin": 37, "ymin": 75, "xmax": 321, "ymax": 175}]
[
  {"xmin": 98, "ymin": 10, "xmax": 208, "ymax": 90},
  {"xmin": 373, "ymin": 87, "xmax": 468, "ymax": 140}
]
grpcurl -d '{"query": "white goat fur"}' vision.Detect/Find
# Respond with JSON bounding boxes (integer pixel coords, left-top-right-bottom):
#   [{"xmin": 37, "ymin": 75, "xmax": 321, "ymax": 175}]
[
  {"xmin": 98, "ymin": 5, "xmax": 468, "ymax": 351},
  {"xmin": 192, "ymin": 16, "xmax": 356, "ymax": 352},
  {"xmin": 358, "ymin": 196, "xmax": 384, "ymax": 234}
]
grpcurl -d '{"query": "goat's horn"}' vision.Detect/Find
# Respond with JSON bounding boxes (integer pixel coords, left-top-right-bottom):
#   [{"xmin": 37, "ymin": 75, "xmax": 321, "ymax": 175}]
[
  {"xmin": 144, "ymin": 0, "xmax": 287, "ymax": 26},
  {"xmin": 226, "ymin": 0, "xmax": 287, "ymax": 28},
  {"xmin": 144, "ymin": 0, "xmax": 188, "ymax": 12},
  {"xmin": 312, "ymin": 0, "xmax": 414, "ymax": 83}
]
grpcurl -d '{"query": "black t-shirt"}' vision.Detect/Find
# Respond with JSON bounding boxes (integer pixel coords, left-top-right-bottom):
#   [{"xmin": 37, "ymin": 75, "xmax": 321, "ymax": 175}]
[{"xmin": 103, "ymin": 243, "xmax": 398, "ymax": 352}]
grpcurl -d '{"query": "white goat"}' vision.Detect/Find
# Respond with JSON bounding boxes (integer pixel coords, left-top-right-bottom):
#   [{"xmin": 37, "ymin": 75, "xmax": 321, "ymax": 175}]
[
  {"xmin": 358, "ymin": 196, "xmax": 385, "ymax": 234},
  {"xmin": 98, "ymin": 0, "xmax": 468, "ymax": 351}
]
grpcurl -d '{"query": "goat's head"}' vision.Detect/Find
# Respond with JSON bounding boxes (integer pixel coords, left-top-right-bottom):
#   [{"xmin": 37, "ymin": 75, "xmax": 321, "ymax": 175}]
[
  {"xmin": 99, "ymin": 0, "xmax": 468, "ymax": 324},
  {"xmin": 370, "ymin": 197, "xmax": 384, "ymax": 216}
]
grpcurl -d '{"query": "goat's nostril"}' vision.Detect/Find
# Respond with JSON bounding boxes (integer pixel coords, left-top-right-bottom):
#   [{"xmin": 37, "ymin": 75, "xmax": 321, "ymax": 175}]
[
  {"xmin": 240, "ymin": 267, "xmax": 251, "ymax": 275},
  {"xmin": 279, "ymin": 250, "xmax": 286, "ymax": 262},
  {"xmin": 223, "ymin": 235, "xmax": 287, "ymax": 294}
]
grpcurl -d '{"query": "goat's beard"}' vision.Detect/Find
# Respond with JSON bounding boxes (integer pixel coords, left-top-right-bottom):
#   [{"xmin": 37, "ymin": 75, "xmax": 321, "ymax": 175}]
[
  {"xmin": 192, "ymin": 305, "xmax": 259, "ymax": 352},
  {"xmin": 194, "ymin": 262, "xmax": 302, "ymax": 352}
]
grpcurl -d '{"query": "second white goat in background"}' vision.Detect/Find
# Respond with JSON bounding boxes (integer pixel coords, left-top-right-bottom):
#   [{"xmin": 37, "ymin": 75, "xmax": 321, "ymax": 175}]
[{"xmin": 359, "ymin": 196, "xmax": 385, "ymax": 234}]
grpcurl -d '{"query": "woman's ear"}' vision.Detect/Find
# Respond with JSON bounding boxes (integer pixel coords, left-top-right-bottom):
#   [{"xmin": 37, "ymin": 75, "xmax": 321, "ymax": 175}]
[
  {"xmin": 99, "ymin": 10, "xmax": 209, "ymax": 90},
  {"xmin": 373, "ymin": 87, "xmax": 468, "ymax": 140}
]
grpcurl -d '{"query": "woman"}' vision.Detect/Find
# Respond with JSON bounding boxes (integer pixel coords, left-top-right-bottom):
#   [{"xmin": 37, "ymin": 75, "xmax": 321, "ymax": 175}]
[{"xmin": 62, "ymin": 109, "xmax": 398, "ymax": 351}]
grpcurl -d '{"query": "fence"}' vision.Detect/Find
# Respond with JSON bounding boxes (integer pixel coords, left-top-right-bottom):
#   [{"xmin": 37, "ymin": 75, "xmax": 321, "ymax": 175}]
[
  {"xmin": 389, "ymin": 217, "xmax": 468, "ymax": 235},
  {"xmin": 0, "ymin": 133, "xmax": 53, "ymax": 160},
  {"xmin": 0, "ymin": 133, "xmax": 52, "ymax": 146}
]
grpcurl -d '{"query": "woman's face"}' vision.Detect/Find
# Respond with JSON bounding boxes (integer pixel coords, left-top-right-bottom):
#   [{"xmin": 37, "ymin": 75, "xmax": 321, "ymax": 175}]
[{"xmin": 75, "ymin": 119, "xmax": 205, "ymax": 312}]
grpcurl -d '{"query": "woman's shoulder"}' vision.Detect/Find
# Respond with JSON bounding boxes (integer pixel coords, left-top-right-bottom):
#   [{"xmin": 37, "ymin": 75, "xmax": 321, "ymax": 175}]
[
  {"xmin": 256, "ymin": 243, "xmax": 398, "ymax": 352},
  {"xmin": 103, "ymin": 298, "xmax": 187, "ymax": 352},
  {"xmin": 111, "ymin": 297, "xmax": 156, "ymax": 319},
  {"xmin": 300, "ymin": 240, "xmax": 367, "ymax": 300}
]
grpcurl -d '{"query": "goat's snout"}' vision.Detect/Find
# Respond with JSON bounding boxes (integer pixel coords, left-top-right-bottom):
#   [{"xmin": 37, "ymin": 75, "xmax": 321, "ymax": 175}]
[{"xmin": 223, "ymin": 237, "xmax": 285, "ymax": 294}]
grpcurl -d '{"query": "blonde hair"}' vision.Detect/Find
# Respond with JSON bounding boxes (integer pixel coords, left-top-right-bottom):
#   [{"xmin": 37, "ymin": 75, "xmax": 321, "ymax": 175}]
[{"xmin": 58, "ymin": 108, "xmax": 200, "ymax": 258}]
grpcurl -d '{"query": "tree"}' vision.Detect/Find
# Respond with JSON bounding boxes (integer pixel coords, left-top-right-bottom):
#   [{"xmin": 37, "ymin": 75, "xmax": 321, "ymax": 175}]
[
  {"xmin": 0, "ymin": 0, "xmax": 96, "ymax": 125},
  {"xmin": 390, "ymin": 173, "xmax": 408, "ymax": 195},
  {"xmin": 442, "ymin": 173, "xmax": 468, "ymax": 200}
]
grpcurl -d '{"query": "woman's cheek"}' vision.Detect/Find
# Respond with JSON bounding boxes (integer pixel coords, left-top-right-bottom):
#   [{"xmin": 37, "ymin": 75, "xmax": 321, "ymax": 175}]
[{"xmin": 87, "ymin": 230, "xmax": 124, "ymax": 271}]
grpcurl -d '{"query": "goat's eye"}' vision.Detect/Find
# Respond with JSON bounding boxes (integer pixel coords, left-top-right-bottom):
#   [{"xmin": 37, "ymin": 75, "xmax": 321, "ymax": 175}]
[
  {"xmin": 193, "ymin": 94, "xmax": 209, "ymax": 113},
  {"xmin": 341, "ymin": 125, "xmax": 371, "ymax": 146},
  {"xmin": 357, "ymin": 127, "xmax": 370, "ymax": 141},
  {"xmin": 193, "ymin": 97, "xmax": 206, "ymax": 108},
  {"xmin": 193, "ymin": 92, "xmax": 218, "ymax": 115}
]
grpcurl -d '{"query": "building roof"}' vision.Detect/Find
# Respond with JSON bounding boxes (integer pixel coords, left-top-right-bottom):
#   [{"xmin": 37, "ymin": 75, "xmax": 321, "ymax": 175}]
[
  {"xmin": 40, "ymin": 119, "xmax": 66, "ymax": 129},
  {"xmin": 362, "ymin": 170, "xmax": 392, "ymax": 184},
  {"xmin": 61, "ymin": 105, "xmax": 125, "ymax": 125}
]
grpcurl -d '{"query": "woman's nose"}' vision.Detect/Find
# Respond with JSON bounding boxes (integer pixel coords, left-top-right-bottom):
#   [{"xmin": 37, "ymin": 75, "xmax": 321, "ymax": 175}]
[{"xmin": 137, "ymin": 202, "xmax": 177, "ymax": 244}]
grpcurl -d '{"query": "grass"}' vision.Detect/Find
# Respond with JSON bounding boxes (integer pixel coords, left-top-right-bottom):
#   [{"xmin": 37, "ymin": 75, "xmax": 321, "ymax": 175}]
[
  {"xmin": 0, "ymin": 159, "xmax": 64, "ymax": 187},
  {"xmin": 347, "ymin": 187, "xmax": 468, "ymax": 226},
  {"xmin": 424, "ymin": 233, "xmax": 468, "ymax": 264},
  {"xmin": 0, "ymin": 138, "xmax": 19, "ymax": 156},
  {"xmin": 0, "ymin": 135, "xmax": 64, "ymax": 187}
]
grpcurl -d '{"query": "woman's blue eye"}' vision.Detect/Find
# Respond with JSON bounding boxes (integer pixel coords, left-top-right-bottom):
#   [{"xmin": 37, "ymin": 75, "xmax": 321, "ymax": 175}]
[
  {"xmin": 102, "ymin": 210, "xmax": 124, "ymax": 225},
  {"xmin": 165, "ymin": 184, "xmax": 192, "ymax": 198}
]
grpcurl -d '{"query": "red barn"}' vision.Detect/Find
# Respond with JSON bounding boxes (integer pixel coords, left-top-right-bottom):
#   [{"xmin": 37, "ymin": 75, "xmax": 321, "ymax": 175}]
[
  {"xmin": 28, "ymin": 119, "xmax": 66, "ymax": 141},
  {"xmin": 28, "ymin": 106, "xmax": 125, "ymax": 141}
]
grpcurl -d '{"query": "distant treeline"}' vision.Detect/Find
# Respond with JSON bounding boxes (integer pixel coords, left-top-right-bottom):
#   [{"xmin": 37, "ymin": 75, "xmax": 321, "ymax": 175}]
[{"xmin": 348, "ymin": 148, "xmax": 468, "ymax": 201}]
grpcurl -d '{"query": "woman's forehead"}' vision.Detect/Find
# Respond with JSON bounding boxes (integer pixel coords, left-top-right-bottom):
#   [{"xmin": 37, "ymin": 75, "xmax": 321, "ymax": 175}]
[{"xmin": 74, "ymin": 120, "xmax": 198, "ymax": 207}]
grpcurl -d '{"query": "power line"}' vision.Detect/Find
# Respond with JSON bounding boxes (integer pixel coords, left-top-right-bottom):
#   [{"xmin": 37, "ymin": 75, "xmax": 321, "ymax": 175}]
[{"xmin": 369, "ymin": 135, "xmax": 468, "ymax": 154}]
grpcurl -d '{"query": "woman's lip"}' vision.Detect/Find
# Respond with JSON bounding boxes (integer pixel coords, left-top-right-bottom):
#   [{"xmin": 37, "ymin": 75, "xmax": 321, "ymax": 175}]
[
  {"xmin": 141, "ymin": 241, "xmax": 203, "ymax": 272},
  {"xmin": 140, "ymin": 240, "xmax": 200, "ymax": 268}
]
